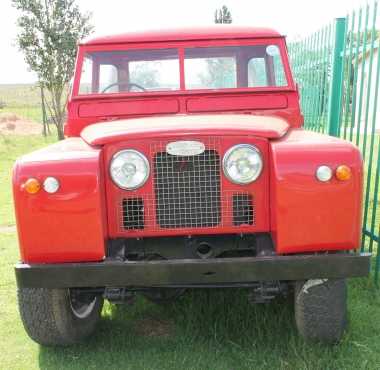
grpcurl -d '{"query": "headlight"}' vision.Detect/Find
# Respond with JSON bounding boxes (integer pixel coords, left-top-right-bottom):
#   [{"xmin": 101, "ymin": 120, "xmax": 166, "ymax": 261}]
[
  {"xmin": 223, "ymin": 144, "xmax": 263, "ymax": 184},
  {"xmin": 110, "ymin": 150, "xmax": 150, "ymax": 190}
]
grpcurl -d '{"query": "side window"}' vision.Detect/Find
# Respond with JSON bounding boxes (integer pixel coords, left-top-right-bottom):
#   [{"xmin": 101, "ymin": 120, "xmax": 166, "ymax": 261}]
[
  {"xmin": 272, "ymin": 53, "xmax": 287, "ymax": 86},
  {"xmin": 79, "ymin": 56, "xmax": 93, "ymax": 94},
  {"xmin": 78, "ymin": 57, "xmax": 119, "ymax": 94},
  {"xmin": 265, "ymin": 45, "xmax": 287, "ymax": 86},
  {"xmin": 99, "ymin": 64, "xmax": 118, "ymax": 93},
  {"xmin": 248, "ymin": 58, "xmax": 267, "ymax": 87}
]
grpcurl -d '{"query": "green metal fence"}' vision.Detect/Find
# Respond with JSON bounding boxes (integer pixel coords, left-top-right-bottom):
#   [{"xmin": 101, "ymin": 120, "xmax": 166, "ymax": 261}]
[{"xmin": 289, "ymin": 0, "xmax": 380, "ymax": 283}]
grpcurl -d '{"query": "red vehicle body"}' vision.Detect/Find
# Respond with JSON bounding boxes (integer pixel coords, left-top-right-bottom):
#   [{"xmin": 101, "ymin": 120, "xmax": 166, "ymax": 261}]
[{"xmin": 13, "ymin": 26, "xmax": 370, "ymax": 346}]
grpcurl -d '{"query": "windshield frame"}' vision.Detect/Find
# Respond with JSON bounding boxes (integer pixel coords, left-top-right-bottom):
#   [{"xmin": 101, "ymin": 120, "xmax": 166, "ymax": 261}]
[{"xmin": 72, "ymin": 37, "xmax": 295, "ymax": 99}]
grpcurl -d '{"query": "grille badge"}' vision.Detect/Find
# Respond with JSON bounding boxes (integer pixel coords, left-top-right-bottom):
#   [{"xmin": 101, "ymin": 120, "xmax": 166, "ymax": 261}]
[{"xmin": 166, "ymin": 141, "xmax": 205, "ymax": 156}]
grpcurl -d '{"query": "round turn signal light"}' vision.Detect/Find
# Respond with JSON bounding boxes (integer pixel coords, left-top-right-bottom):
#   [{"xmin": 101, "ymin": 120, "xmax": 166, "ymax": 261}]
[
  {"xmin": 335, "ymin": 165, "xmax": 352, "ymax": 181},
  {"xmin": 23, "ymin": 178, "xmax": 41, "ymax": 194},
  {"xmin": 316, "ymin": 165, "xmax": 333, "ymax": 182},
  {"xmin": 43, "ymin": 177, "xmax": 60, "ymax": 193}
]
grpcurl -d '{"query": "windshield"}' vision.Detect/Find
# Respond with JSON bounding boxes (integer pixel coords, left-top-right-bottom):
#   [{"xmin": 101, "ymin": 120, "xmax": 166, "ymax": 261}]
[
  {"xmin": 79, "ymin": 48, "xmax": 180, "ymax": 94},
  {"xmin": 78, "ymin": 44, "xmax": 288, "ymax": 95}
]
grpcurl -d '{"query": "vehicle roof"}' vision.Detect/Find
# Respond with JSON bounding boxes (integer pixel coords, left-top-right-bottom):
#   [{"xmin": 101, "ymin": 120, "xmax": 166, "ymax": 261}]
[{"xmin": 81, "ymin": 26, "xmax": 283, "ymax": 46}]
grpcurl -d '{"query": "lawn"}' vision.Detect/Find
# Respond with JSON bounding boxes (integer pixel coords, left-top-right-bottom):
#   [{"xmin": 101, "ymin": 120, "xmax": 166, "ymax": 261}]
[
  {"xmin": 0, "ymin": 135, "xmax": 56, "ymax": 226},
  {"xmin": 1, "ymin": 135, "xmax": 380, "ymax": 370}
]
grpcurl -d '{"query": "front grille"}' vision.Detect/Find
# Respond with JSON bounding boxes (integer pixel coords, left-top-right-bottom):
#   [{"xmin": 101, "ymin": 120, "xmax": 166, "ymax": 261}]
[
  {"xmin": 153, "ymin": 149, "xmax": 221, "ymax": 228},
  {"xmin": 115, "ymin": 138, "xmax": 258, "ymax": 234}
]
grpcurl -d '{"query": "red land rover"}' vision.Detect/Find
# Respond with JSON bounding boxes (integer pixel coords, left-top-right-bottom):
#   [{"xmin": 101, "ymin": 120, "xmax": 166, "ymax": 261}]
[{"xmin": 13, "ymin": 26, "xmax": 370, "ymax": 345}]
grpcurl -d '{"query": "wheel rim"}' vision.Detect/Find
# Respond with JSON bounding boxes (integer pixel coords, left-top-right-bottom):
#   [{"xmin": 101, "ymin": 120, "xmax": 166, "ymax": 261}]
[{"xmin": 68, "ymin": 289, "xmax": 97, "ymax": 319}]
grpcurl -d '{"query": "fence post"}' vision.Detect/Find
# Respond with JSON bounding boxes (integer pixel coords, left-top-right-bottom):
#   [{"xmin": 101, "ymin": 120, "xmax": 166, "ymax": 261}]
[{"xmin": 327, "ymin": 17, "xmax": 346, "ymax": 137}]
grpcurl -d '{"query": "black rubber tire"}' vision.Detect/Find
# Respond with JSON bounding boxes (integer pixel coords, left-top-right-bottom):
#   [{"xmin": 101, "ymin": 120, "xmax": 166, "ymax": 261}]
[
  {"xmin": 294, "ymin": 279, "xmax": 347, "ymax": 344},
  {"xmin": 18, "ymin": 288, "xmax": 103, "ymax": 346}
]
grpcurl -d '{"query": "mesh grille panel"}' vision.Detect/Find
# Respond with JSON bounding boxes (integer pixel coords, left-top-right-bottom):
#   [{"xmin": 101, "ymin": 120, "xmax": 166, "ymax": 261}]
[
  {"xmin": 233, "ymin": 194, "xmax": 254, "ymax": 226},
  {"xmin": 118, "ymin": 192, "xmax": 255, "ymax": 232},
  {"xmin": 122, "ymin": 198, "xmax": 144, "ymax": 230},
  {"xmin": 153, "ymin": 149, "xmax": 221, "ymax": 228}
]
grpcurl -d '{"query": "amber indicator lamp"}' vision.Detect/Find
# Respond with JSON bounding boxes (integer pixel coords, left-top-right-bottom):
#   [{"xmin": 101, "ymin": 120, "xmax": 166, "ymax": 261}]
[
  {"xmin": 335, "ymin": 165, "xmax": 352, "ymax": 181},
  {"xmin": 23, "ymin": 178, "xmax": 41, "ymax": 194}
]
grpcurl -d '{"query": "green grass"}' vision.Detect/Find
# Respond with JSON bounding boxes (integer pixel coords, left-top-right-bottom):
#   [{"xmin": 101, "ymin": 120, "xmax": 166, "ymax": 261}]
[
  {"xmin": 0, "ymin": 135, "xmax": 56, "ymax": 226},
  {"xmin": 359, "ymin": 134, "xmax": 380, "ymax": 249},
  {"xmin": 0, "ymin": 134, "xmax": 380, "ymax": 369},
  {"xmin": 0, "ymin": 230, "xmax": 380, "ymax": 370}
]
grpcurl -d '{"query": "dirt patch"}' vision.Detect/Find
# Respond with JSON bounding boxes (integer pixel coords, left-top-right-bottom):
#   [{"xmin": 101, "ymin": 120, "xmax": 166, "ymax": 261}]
[
  {"xmin": 0, "ymin": 113, "xmax": 41, "ymax": 135},
  {"xmin": 135, "ymin": 317, "xmax": 173, "ymax": 338}
]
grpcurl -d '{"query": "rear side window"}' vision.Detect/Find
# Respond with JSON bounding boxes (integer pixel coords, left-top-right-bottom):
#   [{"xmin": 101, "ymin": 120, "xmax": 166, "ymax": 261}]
[
  {"xmin": 248, "ymin": 58, "xmax": 267, "ymax": 87},
  {"xmin": 272, "ymin": 48, "xmax": 287, "ymax": 86},
  {"xmin": 78, "ymin": 56, "xmax": 93, "ymax": 94}
]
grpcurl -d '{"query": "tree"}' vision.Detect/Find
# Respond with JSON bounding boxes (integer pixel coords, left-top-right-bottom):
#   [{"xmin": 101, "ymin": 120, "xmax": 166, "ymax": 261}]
[
  {"xmin": 13, "ymin": 0, "xmax": 93, "ymax": 140},
  {"xmin": 214, "ymin": 5, "xmax": 232, "ymax": 24}
]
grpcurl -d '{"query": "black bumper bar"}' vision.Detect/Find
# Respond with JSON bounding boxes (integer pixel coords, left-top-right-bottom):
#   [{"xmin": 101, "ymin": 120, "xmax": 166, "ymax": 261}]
[{"xmin": 15, "ymin": 253, "xmax": 371, "ymax": 289}]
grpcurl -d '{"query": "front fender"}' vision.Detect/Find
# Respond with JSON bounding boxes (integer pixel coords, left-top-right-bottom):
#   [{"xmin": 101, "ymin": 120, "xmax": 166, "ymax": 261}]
[
  {"xmin": 270, "ymin": 129, "xmax": 363, "ymax": 254},
  {"xmin": 13, "ymin": 138, "xmax": 107, "ymax": 263}
]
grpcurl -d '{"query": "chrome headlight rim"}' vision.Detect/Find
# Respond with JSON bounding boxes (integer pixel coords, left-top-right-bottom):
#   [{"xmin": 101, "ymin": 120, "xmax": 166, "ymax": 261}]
[
  {"xmin": 223, "ymin": 144, "xmax": 263, "ymax": 185},
  {"xmin": 110, "ymin": 149, "xmax": 150, "ymax": 190}
]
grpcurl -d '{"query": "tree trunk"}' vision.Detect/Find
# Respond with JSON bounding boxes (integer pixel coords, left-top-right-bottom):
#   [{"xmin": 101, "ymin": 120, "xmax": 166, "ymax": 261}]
[
  {"xmin": 40, "ymin": 85, "xmax": 48, "ymax": 136},
  {"xmin": 49, "ymin": 86, "xmax": 65, "ymax": 141},
  {"xmin": 43, "ymin": 84, "xmax": 69, "ymax": 141},
  {"xmin": 57, "ymin": 120, "xmax": 65, "ymax": 140}
]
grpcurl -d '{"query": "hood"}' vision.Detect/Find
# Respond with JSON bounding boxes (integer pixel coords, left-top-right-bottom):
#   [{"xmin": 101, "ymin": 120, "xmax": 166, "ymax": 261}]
[{"xmin": 80, "ymin": 114, "xmax": 290, "ymax": 146}]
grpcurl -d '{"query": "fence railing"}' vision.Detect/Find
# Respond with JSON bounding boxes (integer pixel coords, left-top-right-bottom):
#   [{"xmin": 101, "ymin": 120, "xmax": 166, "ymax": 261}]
[
  {"xmin": 0, "ymin": 84, "xmax": 55, "ymax": 136},
  {"xmin": 289, "ymin": 0, "xmax": 380, "ymax": 283}
]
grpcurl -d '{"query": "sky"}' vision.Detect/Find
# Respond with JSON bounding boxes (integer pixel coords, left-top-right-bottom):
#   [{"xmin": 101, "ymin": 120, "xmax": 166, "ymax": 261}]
[{"xmin": 0, "ymin": 0, "xmax": 367, "ymax": 84}]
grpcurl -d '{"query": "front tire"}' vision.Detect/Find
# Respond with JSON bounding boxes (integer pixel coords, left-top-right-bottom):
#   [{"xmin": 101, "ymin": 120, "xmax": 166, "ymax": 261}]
[
  {"xmin": 294, "ymin": 279, "xmax": 347, "ymax": 343},
  {"xmin": 18, "ymin": 288, "xmax": 103, "ymax": 346}
]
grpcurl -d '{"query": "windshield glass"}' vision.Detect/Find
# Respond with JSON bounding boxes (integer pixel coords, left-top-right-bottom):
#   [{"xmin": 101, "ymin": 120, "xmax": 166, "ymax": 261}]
[
  {"xmin": 184, "ymin": 45, "xmax": 286, "ymax": 89},
  {"xmin": 78, "ymin": 44, "xmax": 288, "ymax": 95},
  {"xmin": 79, "ymin": 48, "xmax": 180, "ymax": 94}
]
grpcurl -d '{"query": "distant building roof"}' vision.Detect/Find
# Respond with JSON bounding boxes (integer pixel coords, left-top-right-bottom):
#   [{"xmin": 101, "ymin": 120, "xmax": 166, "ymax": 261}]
[{"xmin": 81, "ymin": 26, "xmax": 283, "ymax": 46}]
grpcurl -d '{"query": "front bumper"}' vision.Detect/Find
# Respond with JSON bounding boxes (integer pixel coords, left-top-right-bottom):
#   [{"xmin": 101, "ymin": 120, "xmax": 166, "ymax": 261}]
[{"xmin": 15, "ymin": 253, "xmax": 371, "ymax": 289}]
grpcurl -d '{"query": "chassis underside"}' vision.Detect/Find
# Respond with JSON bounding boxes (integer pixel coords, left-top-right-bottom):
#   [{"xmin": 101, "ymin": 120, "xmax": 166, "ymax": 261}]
[{"xmin": 15, "ymin": 234, "xmax": 370, "ymax": 289}]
